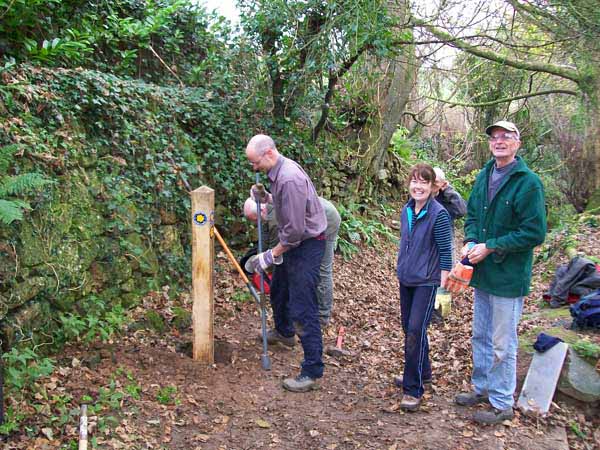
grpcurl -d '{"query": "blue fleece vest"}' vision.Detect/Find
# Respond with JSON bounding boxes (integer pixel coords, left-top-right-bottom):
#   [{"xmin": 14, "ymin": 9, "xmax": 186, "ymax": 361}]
[{"xmin": 396, "ymin": 198, "xmax": 444, "ymax": 286}]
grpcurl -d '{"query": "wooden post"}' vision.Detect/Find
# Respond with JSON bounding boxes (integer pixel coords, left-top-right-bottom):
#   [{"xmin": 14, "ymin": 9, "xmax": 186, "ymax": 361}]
[{"xmin": 190, "ymin": 186, "xmax": 215, "ymax": 363}]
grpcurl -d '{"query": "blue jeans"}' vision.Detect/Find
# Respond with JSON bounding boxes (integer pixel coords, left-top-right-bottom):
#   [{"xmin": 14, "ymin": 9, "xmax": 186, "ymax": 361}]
[
  {"xmin": 317, "ymin": 233, "xmax": 337, "ymax": 324},
  {"xmin": 399, "ymin": 284, "xmax": 436, "ymax": 398},
  {"xmin": 471, "ymin": 289, "xmax": 523, "ymax": 410},
  {"xmin": 270, "ymin": 237, "xmax": 325, "ymax": 379}
]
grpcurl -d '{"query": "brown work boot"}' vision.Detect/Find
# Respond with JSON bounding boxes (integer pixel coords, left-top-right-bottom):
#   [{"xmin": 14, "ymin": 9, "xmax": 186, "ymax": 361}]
[
  {"xmin": 400, "ymin": 395, "xmax": 422, "ymax": 412},
  {"xmin": 258, "ymin": 329, "xmax": 296, "ymax": 347}
]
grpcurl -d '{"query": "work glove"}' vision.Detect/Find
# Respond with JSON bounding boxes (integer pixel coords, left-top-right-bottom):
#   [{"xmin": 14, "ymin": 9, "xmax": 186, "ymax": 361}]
[
  {"xmin": 250, "ymin": 184, "xmax": 270, "ymax": 204},
  {"xmin": 244, "ymin": 249, "xmax": 283, "ymax": 274},
  {"xmin": 434, "ymin": 288, "xmax": 452, "ymax": 317},
  {"xmin": 445, "ymin": 261, "xmax": 474, "ymax": 293}
]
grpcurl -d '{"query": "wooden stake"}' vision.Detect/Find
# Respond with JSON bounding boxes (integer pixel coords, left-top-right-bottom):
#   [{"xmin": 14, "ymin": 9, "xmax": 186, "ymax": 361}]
[
  {"xmin": 78, "ymin": 404, "xmax": 88, "ymax": 450},
  {"xmin": 190, "ymin": 186, "xmax": 215, "ymax": 363}
]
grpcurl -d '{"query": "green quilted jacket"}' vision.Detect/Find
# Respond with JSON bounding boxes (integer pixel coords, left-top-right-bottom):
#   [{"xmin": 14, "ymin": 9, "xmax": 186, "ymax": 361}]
[{"xmin": 464, "ymin": 156, "xmax": 547, "ymax": 297}]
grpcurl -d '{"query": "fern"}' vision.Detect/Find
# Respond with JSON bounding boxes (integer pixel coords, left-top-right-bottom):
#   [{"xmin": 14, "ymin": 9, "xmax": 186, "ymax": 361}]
[
  {"xmin": 0, "ymin": 144, "xmax": 54, "ymax": 224},
  {"xmin": 0, "ymin": 199, "xmax": 29, "ymax": 224},
  {"xmin": 0, "ymin": 173, "xmax": 54, "ymax": 197},
  {"xmin": 0, "ymin": 144, "xmax": 18, "ymax": 173}
]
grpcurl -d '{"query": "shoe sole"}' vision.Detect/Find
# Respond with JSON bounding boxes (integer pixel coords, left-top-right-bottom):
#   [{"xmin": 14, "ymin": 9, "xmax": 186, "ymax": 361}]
[
  {"xmin": 268, "ymin": 341, "xmax": 296, "ymax": 348},
  {"xmin": 259, "ymin": 335, "xmax": 296, "ymax": 348},
  {"xmin": 282, "ymin": 383, "xmax": 319, "ymax": 393},
  {"xmin": 473, "ymin": 413, "xmax": 514, "ymax": 425},
  {"xmin": 400, "ymin": 404, "xmax": 421, "ymax": 412}
]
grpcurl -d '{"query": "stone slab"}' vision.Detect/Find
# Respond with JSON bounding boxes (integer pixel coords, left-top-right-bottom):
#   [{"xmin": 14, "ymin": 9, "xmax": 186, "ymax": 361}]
[{"xmin": 517, "ymin": 342, "xmax": 568, "ymax": 415}]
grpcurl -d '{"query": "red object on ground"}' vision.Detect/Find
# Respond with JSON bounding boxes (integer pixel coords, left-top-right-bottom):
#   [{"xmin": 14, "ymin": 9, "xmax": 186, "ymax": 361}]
[
  {"xmin": 251, "ymin": 272, "xmax": 271, "ymax": 294},
  {"xmin": 542, "ymin": 293, "xmax": 580, "ymax": 304},
  {"xmin": 336, "ymin": 326, "xmax": 345, "ymax": 349}
]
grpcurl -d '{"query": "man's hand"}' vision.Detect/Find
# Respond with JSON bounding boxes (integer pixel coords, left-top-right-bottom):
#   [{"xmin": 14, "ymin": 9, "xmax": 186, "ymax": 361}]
[
  {"xmin": 250, "ymin": 184, "xmax": 272, "ymax": 204},
  {"xmin": 467, "ymin": 243, "xmax": 494, "ymax": 264},
  {"xmin": 446, "ymin": 262, "xmax": 473, "ymax": 293},
  {"xmin": 460, "ymin": 242, "xmax": 475, "ymax": 259},
  {"xmin": 244, "ymin": 249, "xmax": 283, "ymax": 273}
]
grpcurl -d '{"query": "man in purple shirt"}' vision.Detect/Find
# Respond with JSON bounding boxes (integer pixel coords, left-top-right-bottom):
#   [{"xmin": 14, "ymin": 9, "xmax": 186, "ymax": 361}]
[{"xmin": 245, "ymin": 134, "xmax": 327, "ymax": 392}]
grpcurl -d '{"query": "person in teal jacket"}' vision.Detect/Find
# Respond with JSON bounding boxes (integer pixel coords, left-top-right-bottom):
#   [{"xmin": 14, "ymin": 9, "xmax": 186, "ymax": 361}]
[{"xmin": 454, "ymin": 121, "xmax": 546, "ymax": 424}]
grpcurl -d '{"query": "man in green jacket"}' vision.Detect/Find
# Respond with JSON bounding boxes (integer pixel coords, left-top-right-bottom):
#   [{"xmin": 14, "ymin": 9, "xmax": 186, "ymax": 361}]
[{"xmin": 454, "ymin": 121, "xmax": 546, "ymax": 424}]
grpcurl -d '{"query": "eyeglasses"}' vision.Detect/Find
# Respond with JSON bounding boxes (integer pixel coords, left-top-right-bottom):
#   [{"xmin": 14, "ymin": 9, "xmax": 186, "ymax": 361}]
[
  {"xmin": 248, "ymin": 154, "xmax": 264, "ymax": 167},
  {"xmin": 488, "ymin": 133, "xmax": 518, "ymax": 142}
]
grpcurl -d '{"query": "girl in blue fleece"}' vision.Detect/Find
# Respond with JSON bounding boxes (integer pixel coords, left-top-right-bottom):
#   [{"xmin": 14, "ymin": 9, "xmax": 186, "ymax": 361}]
[{"xmin": 396, "ymin": 163, "xmax": 453, "ymax": 411}]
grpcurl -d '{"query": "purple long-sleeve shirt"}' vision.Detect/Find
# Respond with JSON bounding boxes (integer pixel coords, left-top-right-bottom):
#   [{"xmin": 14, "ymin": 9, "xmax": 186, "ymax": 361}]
[{"xmin": 267, "ymin": 156, "xmax": 326, "ymax": 248}]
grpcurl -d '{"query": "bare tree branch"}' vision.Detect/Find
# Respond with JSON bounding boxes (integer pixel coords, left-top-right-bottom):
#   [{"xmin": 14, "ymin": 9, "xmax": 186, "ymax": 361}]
[
  {"xmin": 312, "ymin": 43, "xmax": 373, "ymax": 142},
  {"xmin": 403, "ymin": 111, "xmax": 430, "ymax": 127},
  {"xmin": 397, "ymin": 33, "xmax": 577, "ymax": 50},
  {"xmin": 411, "ymin": 17, "xmax": 581, "ymax": 83},
  {"xmin": 427, "ymin": 89, "xmax": 578, "ymax": 108}
]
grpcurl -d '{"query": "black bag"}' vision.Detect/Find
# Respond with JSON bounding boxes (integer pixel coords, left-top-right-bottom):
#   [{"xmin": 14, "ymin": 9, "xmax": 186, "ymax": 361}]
[
  {"xmin": 239, "ymin": 247, "xmax": 258, "ymax": 276},
  {"xmin": 570, "ymin": 289, "xmax": 600, "ymax": 329}
]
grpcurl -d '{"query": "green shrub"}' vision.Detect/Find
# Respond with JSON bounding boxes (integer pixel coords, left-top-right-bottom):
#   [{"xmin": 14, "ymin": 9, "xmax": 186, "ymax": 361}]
[{"xmin": 337, "ymin": 202, "xmax": 398, "ymax": 260}]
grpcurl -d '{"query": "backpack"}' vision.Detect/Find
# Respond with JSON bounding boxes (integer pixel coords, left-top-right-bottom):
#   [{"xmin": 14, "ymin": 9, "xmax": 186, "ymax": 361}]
[{"xmin": 569, "ymin": 289, "xmax": 600, "ymax": 329}]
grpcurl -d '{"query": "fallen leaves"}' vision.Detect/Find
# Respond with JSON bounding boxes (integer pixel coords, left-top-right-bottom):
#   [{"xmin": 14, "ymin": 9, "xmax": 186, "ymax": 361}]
[
  {"xmin": 4, "ymin": 229, "xmax": 600, "ymax": 449},
  {"xmin": 255, "ymin": 418, "xmax": 271, "ymax": 428}
]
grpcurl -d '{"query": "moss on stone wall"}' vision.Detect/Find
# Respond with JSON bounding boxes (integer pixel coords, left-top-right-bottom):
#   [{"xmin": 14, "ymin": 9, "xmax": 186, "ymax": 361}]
[{"xmin": 0, "ymin": 65, "xmax": 257, "ymax": 348}]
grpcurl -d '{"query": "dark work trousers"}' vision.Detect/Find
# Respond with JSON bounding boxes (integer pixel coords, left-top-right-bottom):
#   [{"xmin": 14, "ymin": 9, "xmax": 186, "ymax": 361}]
[
  {"xmin": 270, "ymin": 237, "xmax": 325, "ymax": 379},
  {"xmin": 399, "ymin": 284, "xmax": 437, "ymax": 398}
]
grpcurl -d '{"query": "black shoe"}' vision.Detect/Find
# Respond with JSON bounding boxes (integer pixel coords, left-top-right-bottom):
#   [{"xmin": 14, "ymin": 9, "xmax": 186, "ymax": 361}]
[
  {"xmin": 393, "ymin": 375, "xmax": 432, "ymax": 388},
  {"xmin": 455, "ymin": 391, "xmax": 489, "ymax": 406},
  {"xmin": 473, "ymin": 407, "xmax": 514, "ymax": 424}
]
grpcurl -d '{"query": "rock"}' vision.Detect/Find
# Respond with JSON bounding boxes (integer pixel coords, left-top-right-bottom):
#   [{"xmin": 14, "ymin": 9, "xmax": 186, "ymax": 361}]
[
  {"xmin": 158, "ymin": 225, "xmax": 184, "ymax": 258},
  {"xmin": 0, "ymin": 243, "xmax": 17, "ymax": 284},
  {"xmin": 557, "ymin": 347, "xmax": 600, "ymax": 402},
  {"xmin": 159, "ymin": 208, "xmax": 178, "ymax": 225},
  {"xmin": 4, "ymin": 300, "xmax": 53, "ymax": 347},
  {"xmin": 9, "ymin": 277, "xmax": 51, "ymax": 309},
  {"xmin": 123, "ymin": 233, "xmax": 159, "ymax": 275}
]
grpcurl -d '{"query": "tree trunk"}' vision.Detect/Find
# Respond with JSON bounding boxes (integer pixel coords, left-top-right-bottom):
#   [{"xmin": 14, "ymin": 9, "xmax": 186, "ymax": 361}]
[
  {"xmin": 357, "ymin": 0, "xmax": 416, "ymax": 179},
  {"xmin": 579, "ymin": 75, "xmax": 600, "ymax": 210},
  {"xmin": 582, "ymin": 106, "xmax": 600, "ymax": 210}
]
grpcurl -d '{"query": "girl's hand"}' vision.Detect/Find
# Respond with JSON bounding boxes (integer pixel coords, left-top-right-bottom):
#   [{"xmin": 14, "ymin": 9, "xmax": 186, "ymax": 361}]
[{"xmin": 441, "ymin": 270, "xmax": 450, "ymax": 289}]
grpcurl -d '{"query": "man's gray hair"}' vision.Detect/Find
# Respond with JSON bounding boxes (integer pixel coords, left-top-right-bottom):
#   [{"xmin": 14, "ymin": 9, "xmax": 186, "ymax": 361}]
[
  {"xmin": 243, "ymin": 197, "xmax": 259, "ymax": 219},
  {"xmin": 433, "ymin": 167, "xmax": 446, "ymax": 181},
  {"xmin": 248, "ymin": 134, "xmax": 276, "ymax": 156}
]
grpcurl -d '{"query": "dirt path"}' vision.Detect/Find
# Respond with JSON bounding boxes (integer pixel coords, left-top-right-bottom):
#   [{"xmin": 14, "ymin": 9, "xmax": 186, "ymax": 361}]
[{"xmin": 4, "ymin": 226, "xmax": 600, "ymax": 449}]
